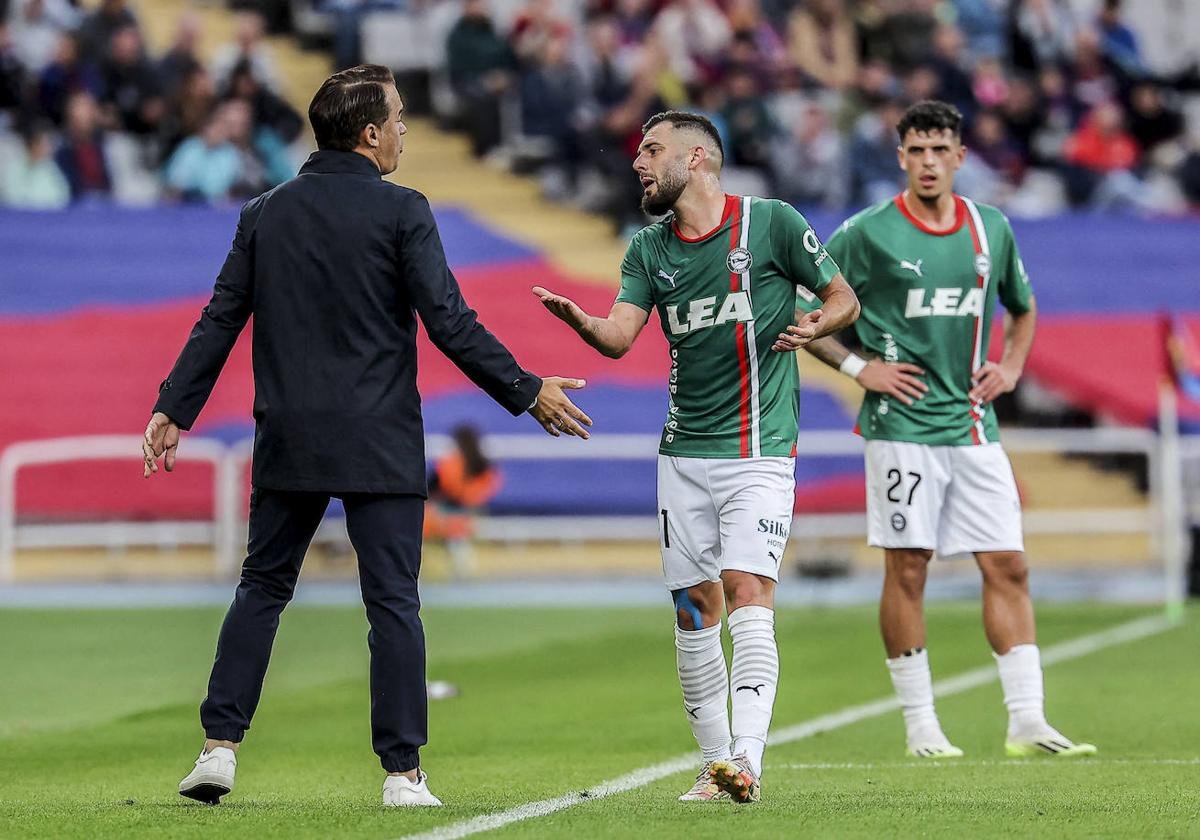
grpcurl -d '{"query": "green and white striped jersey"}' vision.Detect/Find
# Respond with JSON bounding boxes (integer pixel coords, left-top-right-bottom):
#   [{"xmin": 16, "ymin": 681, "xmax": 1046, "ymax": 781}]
[
  {"xmin": 617, "ymin": 195, "xmax": 841, "ymax": 458},
  {"xmin": 823, "ymin": 194, "xmax": 1034, "ymax": 446}
]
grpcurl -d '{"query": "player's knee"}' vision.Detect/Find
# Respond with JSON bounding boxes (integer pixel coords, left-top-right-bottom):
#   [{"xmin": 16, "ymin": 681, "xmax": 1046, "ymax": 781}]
[
  {"xmin": 885, "ymin": 550, "xmax": 930, "ymax": 598},
  {"xmin": 982, "ymin": 551, "xmax": 1028, "ymax": 589},
  {"xmin": 721, "ymin": 572, "xmax": 772, "ymax": 612},
  {"xmin": 673, "ymin": 588, "xmax": 719, "ymax": 630}
]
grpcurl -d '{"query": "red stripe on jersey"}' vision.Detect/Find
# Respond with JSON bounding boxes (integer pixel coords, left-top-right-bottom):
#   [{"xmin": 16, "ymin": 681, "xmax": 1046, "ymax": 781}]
[
  {"xmin": 894, "ymin": 192, "xmax": 966, "ymax": 236},
  {"xmin": 963, "ymin": 196, "xmax": 986, "ymax": 445},
  {"xmin": 673, "ymin": 194, "xmax": 739, "ymax": 242},
  {"xmin": 728, "ymin": 197, "xmax": 749, "ymax": 458}
]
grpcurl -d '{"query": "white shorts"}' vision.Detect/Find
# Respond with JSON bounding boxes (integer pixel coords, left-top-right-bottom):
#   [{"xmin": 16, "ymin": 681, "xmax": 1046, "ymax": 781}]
[
  {"xmin": 865, "ymin": 440, "xmax": 1024, "ymax": 557},
  {"xmin": 657, "ymin": 455, "xmax": 795, "ymax": 591}
]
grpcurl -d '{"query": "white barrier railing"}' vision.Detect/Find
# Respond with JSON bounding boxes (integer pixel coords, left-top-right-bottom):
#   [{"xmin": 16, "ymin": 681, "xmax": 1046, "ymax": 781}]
[{"xmin": 0, "ymin": 425, "xmax": 1192, "ymax": 616}]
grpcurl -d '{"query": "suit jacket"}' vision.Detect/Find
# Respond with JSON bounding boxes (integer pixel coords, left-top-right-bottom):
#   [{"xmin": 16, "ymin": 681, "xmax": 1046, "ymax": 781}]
[{"xmin": 154, "ymin": 149, "xmax": 542, "ymax": 495}]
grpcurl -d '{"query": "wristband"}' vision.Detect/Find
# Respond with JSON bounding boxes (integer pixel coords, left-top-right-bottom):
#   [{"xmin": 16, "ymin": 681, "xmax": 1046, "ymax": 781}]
[{"xmin": 838, "ymin": 353, "xmax": 868, "ymax": 380}]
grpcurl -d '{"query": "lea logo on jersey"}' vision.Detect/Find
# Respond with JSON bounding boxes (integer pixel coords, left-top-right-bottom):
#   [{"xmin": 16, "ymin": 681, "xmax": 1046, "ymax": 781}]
[
  {"xmin": 904, "ymin": 287, "xmax": 984, "ymax": 318},
  {"xmin": 667, "ymin": 291, "xmax": 753, "ymax": 335}
]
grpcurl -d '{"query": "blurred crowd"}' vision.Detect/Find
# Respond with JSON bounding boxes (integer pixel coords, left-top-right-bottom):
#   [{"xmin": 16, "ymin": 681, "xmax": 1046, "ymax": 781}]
[
  {"xmin": 0, "ymin": 0, "xmax": 305, "ymax": 208},
  {"xmin": 430, "ymin": 0, "xmax": 1200, "ymax": 229},
  {"xmin": 3, "ymin": 0, "xmax": 1199, "ymax": 226}
]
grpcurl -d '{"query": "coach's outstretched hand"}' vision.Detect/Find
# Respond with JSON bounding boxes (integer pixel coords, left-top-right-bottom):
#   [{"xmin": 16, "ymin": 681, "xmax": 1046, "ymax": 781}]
[
  {"xmin": 530, "ymin": 377, "xmax": 593, "ymax": 439},
  {"xmin": 143, "ymin": 411, "xmax": 181, "ymax": 478}
]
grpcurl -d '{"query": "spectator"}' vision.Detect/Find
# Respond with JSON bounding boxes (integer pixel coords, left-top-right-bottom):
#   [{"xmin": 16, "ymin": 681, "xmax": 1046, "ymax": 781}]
[
  {"xmin": 719, "ymin": 67, "xmax": 774, "ymax": 173},
  {"xmin": 1063, "ymin": 100, "xmax": 1149, "ymax": 210},
  {"xmin": 2, "ymin": 118, "xmax": 70, "ymax": 208},
  {"xmin": 950, "ymin": 0, "xmax": 1006, "ymax": 61},
  {"xmin": 611, "ymin": 0, "xmax": 653, "ymax": 50},
  {"xmin": 926, "ymin": 23, "xmax": 975, "ymax": 121},
  {"xmin": 849, "ymin": 98, "xmax": 906, "ymax": 206},
  {"xmin": 1096, "ymin": 0, "xmax": 1146, "ymax": 81},
  {"xmin": 100, "ymin": 24, "xmax": 164, "ymax": 135},
  {"xmin": 510, "ymin": 0, "xmax": 572, "ymax": 69},
  {"xmin": 423, "ymin": 425, "xmax": 502, "ymax": 580},
  {"xmin": 222, "ymin": 58, "xmax": 304, "ymax": 146},
  {"xmin": 970, "ymin": 108, "xmax": 1024, "ymax": 186},
  {"xmin": 157, "ymin": 11, "xmax": 202, "ymax": 100},
  {"xmin": 77, "ymin": 0, "xmax": 137, "ymax": 64},
  {"xmin": 787, "ymin": 0, "xmax": 857, "ymax": 92},
  {"xmin": 1028, "ymin": 63, "xmax": 1078, "ymax": 165},
  {"xmin": 37, "ymin": 32, "xmax": 103, "ymax": 126},
  {"xmin": 159, "ymin": 64, "xmax": 215, "ymax": 160},
  {"xmin": 163, "ymin": 99, "xmax": 244, "ymax": 203},
  {"xmin": 653, "ymin": 0, "xmax": 731, "ymax": 87},
  {"xmin": 9, "ymin": 0, "xmax": 78, "ymax": 75},
  {"xmin": 770, "ymin": 99, "xmax": 844, "ymax": 208},
  {"xmin": 972, "ymin": 56, "xmax": 1010, "ymax": 109},
  {"xmin": 725, "ymin": 0, "xmax": 787, "ymax": 76},
  {"xmin": 0, "ymin": 22, "xmax": 26, "ymax": 119},
  {"xmin": 1126, "ymin": 82, "xmax": 1185, "ymax": 159},
  {"xmin": 54, "ymin": 90, "xmax": 111, "ymax": 200},
  {"xmin": 1000, "ymin": 74, "xmax": 1043, "ymax": 160},
  {"xmin": 878, "ymin": 0, "xmax": 938, "ymax": 73},
  {"xmin": 1071, "ymin": 29, "xmax": 1117, "ymax": 110},
  {"xmin": 445, "ymin": 0, "xmax": 515, "ymax": 158},
  {"xmin": 1013, "ymin": 0, "xmax": 1076, "ymax": 71},
  {"xmin": 211, "ymin": 11, "xmax": 280, "ymax": 93},
  {"xmin": 519, "ymin": 34, "xmax": 583, "ymax": 156},
  {"xmin": 835, "ymin": 60, "xmax": 896, "ymax": 134}
]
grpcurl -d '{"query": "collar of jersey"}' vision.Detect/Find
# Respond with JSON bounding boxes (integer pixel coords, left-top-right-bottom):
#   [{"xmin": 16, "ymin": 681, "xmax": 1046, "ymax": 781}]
[
  {"xmin": 670, "ymin": 194, "xmax": 739, "ymax": 243},
  {"xmin": 893, "ymin": 192, "xmax": 966, "ymax": 236}
]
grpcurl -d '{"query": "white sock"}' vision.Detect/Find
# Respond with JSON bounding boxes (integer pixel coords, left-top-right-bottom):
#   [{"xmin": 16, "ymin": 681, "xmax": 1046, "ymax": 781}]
[
  {"xmin": 728, "ymin": 606, "xmax": 778, "ymax": 777},
  {"xmin": 995, "ymin": 643, "xmax": 1048, "ymax": 737},
  {"xmin": 886, "ymin": 648, "xmax": 945, "ymax": 743},
  {"xmin": 674, "ymin": 622, "xmax": 732, "ymax": 763}
]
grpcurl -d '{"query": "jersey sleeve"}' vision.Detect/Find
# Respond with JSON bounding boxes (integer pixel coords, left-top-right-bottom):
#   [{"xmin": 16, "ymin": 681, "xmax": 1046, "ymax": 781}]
[
  {"xmin": 614, "ymin": 232, "xmax": 654, "ymax": 312},
  {"xmin": 994, "ymin": 215, "xmax": 1033, "ymax": 315},
  {"xmin": 771, "ymin": 200, "xmax": 840, "ymax": 297}
]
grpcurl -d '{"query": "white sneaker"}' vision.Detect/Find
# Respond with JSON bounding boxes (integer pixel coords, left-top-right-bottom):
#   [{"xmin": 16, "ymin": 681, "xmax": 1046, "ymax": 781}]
[
  {"xmin": 179, "ymin": 747, "xmax": 236, "ymax": 804},
  {"xmin": 383, "ymin": 770, "xmax": 443, "ymax": 807}
]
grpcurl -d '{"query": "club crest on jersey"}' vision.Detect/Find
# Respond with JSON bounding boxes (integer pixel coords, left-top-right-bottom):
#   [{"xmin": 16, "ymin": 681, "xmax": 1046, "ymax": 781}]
[
  {"xmin": 726, "ymin": 247, "xmax": 753, "ymax": 274},
  {"xmin": 973, "ymin": 253, "xmax": 991, "ymax": 277}
]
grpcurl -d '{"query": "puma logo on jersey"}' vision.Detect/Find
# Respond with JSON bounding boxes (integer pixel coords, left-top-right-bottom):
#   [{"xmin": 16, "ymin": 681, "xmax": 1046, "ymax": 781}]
[
  {"xmin": 899, "ymin": 258, "xmax": 924, "ymax": 277},
  {"xmin": 667, "ymin": 291, "xmax": 753, "ymax": 335},
  {"xmin": 904, "ymin": 287, "xmax": 984, "ymax": 318},
  {"xmin": 657, "ymin": 268, "xmax": 679, "ymax": 288}
]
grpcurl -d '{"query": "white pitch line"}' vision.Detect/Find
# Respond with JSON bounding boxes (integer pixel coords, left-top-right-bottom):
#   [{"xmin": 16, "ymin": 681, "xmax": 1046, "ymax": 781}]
[
  {"xmin": 776, "ymin": 758, "xmax": 1200, "ymax": 770},
  {"xmin": 399, "ymin": 614, "xmax": 1175, "ymax": 840}
]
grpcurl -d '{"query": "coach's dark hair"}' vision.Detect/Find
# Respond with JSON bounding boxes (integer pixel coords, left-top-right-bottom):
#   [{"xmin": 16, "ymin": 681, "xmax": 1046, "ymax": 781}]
[
  {"xmin": 308, "ymin": 64, "xmax": 395, "ymax": 152},
  {"xmin": 896, "ymin": 100, "xmax": 962, "ymax": 142},
  {"xmin": 642, "ymin": 110, "xmax": 725, "ymax": 165}
]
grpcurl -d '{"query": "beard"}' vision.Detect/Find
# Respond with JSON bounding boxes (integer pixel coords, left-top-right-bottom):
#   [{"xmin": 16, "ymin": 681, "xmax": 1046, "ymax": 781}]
[{"xmin": 640, "ymin": 163, "xmax": 688, "ymax": 216}]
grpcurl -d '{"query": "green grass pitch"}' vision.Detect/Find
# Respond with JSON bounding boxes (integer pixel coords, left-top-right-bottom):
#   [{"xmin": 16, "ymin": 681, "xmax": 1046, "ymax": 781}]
[{"xmin": 1, "ymin": 603, "xmax": 1197, "ymax": 838}]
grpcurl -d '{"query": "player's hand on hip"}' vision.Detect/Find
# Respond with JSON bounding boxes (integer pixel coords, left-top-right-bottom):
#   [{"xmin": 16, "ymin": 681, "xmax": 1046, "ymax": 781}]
[
  {"xmin": 532, "ymin": 286, "xmax": 588, "ymax": 330},
  {"xmin": 772, "ymin": 309, "xmax": 824, "ymax": 352},
  {"xmin": 530, "ymin": 377, "xmax": 592, "ymax": 439},
  {"xmin": 858, "ymin": 360, "xmax": 928, "ymax": 406},
  {"xmin": 142, "ymin": 411, "xmax": 181, "ymax": 478},
  {"xmin": 969, "ymin": 361, "xmax": 1018, "ymax": 405}
]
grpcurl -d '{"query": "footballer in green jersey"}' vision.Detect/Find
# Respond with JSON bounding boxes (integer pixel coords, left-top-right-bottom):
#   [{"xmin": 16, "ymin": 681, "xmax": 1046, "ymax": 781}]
[
  {"xmin": 787, "ymin": 100, "xmax": 1094, "ymax": 762},
  {"xmin": 533, "ymin": 110, "xmax": 860, "ymax": 802}
]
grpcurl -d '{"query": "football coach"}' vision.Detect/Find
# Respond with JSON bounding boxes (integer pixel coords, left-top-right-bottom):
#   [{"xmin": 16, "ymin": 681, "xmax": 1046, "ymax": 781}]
[{"xmin": 141, "ymin": 64, "xmax": 591, "ymax": 808}]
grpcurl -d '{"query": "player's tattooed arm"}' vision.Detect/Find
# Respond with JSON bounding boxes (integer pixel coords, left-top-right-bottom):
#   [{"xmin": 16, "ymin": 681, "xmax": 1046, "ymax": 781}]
[
  {"xmin": 532, "ymin": 287, "xmax": 650, "ymax": 359},
  {"xmin": 970, "ymin": 297, "xmax": 1037, "ymax": 405},
  {"xmin": 800, "ymin": 336, "xmax": 929, "ymax": 407}
]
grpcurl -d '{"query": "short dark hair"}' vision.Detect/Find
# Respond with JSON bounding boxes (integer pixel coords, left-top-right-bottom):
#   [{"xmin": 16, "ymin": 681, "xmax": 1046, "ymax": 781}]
[
  {"xmin": 642, "ymin": 110, "xmax": 725, "ymax": 164},
  {"xmin": 896, "ymin": 100, "xmax": 962, "ymax": 143},
  {"xmin": 308, "ymin": 64, "xmax": 395, "ymax": 152}
]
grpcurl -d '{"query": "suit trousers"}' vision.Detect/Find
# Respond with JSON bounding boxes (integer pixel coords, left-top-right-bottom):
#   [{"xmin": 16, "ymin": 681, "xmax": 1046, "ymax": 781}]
[{"xmin": 200, "ymin": 488, "xmax": 427, "ymax": 773}]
